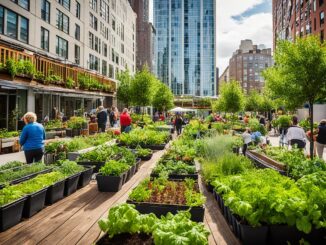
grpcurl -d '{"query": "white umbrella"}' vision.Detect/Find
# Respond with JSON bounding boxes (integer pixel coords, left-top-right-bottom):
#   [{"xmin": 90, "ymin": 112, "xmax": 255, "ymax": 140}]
[{"xmin": 169, "ymin": 107, "xmax": 196, "ymax": 113}]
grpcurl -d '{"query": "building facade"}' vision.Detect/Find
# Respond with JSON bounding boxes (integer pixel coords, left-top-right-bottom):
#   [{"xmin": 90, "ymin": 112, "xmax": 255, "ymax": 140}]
[
  {"xmin": 129, "ymin": 0, "xmax": 156, "ymax": 72},
  {"xmin": 229, "ymin": 40, "xmax": 273, "ymax": 94},
  {"xmin": 0, "ymin": 0, "xmax": 136, "ymax": 130},
  {"xmin": 273, "ymin": 0, "xmax": 326, "ymax": 48},
  {"xmin": 154, "ymin": 0, "xmax": 216, "ymax": 97}
]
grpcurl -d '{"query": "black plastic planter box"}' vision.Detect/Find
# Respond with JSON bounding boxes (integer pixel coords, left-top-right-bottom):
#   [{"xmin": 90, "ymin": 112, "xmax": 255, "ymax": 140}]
[
  {"xmin": 0, "ymin": 197, "xmax": 26, "ymax": 231},
  {"xmin": 78, "ymin": 166, "xmax": 95, "ymax": 188},
  {"xmin": 64, "ymin": 173, "xmax": 81, "ymax": 196},
  {"xmin": 46, "ymin": 179, "xmax": 66, "ymax": 205},
  {"xmin": 126, "ymin": 201, "xmax": 205, "ymax": 222},
  {"xmin": 96, "ymin": 173, "xmax": 125, "ymax": 192},
  {"xmin": 78, "ymin": 161, "xmax": 105, "ymax": 173},
  {"xmin": 150, "ymin": 173, "xmax": 198, "ymax": 180},
  {"xmin": 126, "ymin": 165, "xmax": 136, "ymax": 182},
  {"xmin": 142, "ymin": 144, "xmax": 166, "ymax": 151},
  {"xmin": 268, "ymin": 225, "xmax": 303, "ymax": 245},
  {"xmin": 23, "ymin": 188, "xmax": 48, "ymax": 218},
  {"xmin": 139, "ymin": 153, "xmax": 153, "ymax": 161},
  {"xmin": 96, "ymin": 233, "xmax": 154, "ymax": 245},
  {"xmin": 239, "ymin": 223, "xmax": 268, "ymax": 245},
  {"xmin": 66, "ymin": 128, "xmax": 81, "ymax": 137}
]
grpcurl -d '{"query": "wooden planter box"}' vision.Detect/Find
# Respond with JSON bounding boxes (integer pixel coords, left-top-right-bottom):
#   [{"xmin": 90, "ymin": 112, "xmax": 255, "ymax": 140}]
[{"xmin": 246, "ymin": 150, "xmax": 286, "ymax": 174}]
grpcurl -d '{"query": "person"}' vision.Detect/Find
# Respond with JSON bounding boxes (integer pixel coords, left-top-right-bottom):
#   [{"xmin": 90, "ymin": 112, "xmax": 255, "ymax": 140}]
[
  {"xmin": 109, "ymin": 107, "xmax": 117, "ymax": 127},
  {"xmin": 242, "ymin": 128, "xmax": 252, "ymax": 155},
  {"xmin": 286, "ymin": 116, "xmax": 306, "ymax": 149},
  {"xmin": 120, "ymin": 108, "xmax": 132, "ymax": 133},
  {"xmin": 51, "ymin": 107, "xmax": 58, "ymax": 120},
  {"xmin": 316, "ymin": 119, "xmax": 326, "ymax": 159},
  {"xmin": 259, "ymin": 116, "xmax": 266, "ymax": 126},
  {"xmin": 244, "ymin": 115, "xmax": 249, "ymax": 124},
  {"xmin": 159, "ymin": 113, "xmax": 165, "ymax": 121},
  {"xmin": 19, "ymin": 112, "xmax": 46, "ymax": 164},
  {"xmin": 97, "ymin": 106, "xmax": 108, "ymax": 133},
  {"xmin": 154, "ymin": 112, "xmax": 159, "ymax": 122},
  {"xmin": 175, "ymin": 114, "xmax": 184, "ymax": 135}
]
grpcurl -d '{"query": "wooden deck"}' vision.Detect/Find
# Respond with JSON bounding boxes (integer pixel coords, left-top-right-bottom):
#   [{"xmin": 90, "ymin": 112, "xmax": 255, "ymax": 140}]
[{"xmin": 0, "ymin": 148, "xmax": 240, "ymax": 245}]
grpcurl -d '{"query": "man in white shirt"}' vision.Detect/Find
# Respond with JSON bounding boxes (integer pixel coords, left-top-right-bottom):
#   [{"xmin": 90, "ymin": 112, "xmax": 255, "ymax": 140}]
[
  {"xmin": 286, "ymin": 116, "xmax": 306, "ymax": 149},
  {"xmin": 242, "ymin": 128, "xmax": 252, "ymax": 155}
]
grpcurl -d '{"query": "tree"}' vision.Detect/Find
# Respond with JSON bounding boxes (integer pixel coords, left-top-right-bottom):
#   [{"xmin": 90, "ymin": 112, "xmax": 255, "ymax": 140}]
[
  {"xmin": 214, "ymin": 80, "xmax": 245, "ymax": 114},
  {"xmin": 263, "ymin": 36, "xmax": 326, "ymax": 159},
  {"xmin": 152, "ymin": 80, "xmax": 174, "ymax": 112},
  {"xmin": 116, "ymin": 69, "xmax": 133, "ymax": 107},
  {"xmin": 245, "ymin": 90, "xmax": 262, "ymax": 112},
  {"xmin": 131, "ymin": 66, "xmax": 156, "ymax": 108}
]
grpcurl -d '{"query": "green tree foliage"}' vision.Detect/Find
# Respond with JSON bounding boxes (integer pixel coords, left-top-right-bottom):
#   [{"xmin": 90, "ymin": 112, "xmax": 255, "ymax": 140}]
[
  {"xmin": 245, "ymin": 90, "xmax": 262, "ymax": 112},
  {"xmin": 263, "ymin": 36, "xmax": 326, "ymax": 159},
  {"xmin": 213, "ymin": 80, "xmax": 245, "ymax": 113},
  {"xmin": 117, "ymin": 69, "xmax": 133, "ymax": 107},
  {"xmin": 152, "ymin": 80, "xmax": 174, "ymax": 112},
  {"xmin": 131, "ymin": 66, "xmax": 156, "ymax": 107}
]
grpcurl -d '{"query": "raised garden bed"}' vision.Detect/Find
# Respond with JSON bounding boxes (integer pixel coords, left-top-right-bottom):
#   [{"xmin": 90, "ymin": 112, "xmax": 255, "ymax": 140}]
[
  {"xmin": 127, "ymin": 179, "xmax": 205, "ymax": 222},
  {"xmin": 96, "ymin": 172, "xmax": 126, "ymax": 192},
  {"xmin": 78, "ymin": 166, "xmax": 95, "ymax": 188},
  {"xmin": 150, "ymin": 173, "xmax": 198, "ymax": 180},
  {"xmin": 96, "ymin": 233, "xmax": 153, "ymax": 245},
  {"xmin": 246, "ymin": 150, "xmax": 286, "ymax": 174},
  {"xmin": 23, "ymin": 188, "xmax": 48, "ymax": 218},
  {"xmin": 0, "ymin": 197, "xmax": 26, "ymax": 231},
  {"xmin": 77, "ymin": 161, "xmax": 105, "ymax": 173},
  {"xmin": 64, "ymin": 173, "xmax": 81, "ymax": 196},
  {"xmin": 46, "ymin": 179, "xmax": 66, "ymax": 205}
]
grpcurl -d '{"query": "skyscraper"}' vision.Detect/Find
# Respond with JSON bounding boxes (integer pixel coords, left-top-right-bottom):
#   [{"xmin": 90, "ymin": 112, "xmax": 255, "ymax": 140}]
[
  {"xmin": 154, "ymin": 0, "xmax": 216, "ymax": 96},
  {"xmin": 129, "ymin": 0, "xmax": 156, "ymax": 72}
]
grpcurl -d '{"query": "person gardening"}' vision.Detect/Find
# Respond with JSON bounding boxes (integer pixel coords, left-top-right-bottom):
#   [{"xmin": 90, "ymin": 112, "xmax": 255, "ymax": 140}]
[{"xmin": 19, "ymin": 112, "xmax": 46, "ymax": 164}]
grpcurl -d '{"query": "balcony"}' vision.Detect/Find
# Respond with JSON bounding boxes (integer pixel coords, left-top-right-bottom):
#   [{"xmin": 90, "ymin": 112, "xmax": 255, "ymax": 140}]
[{"xmin": 0, "ymin": 42, "xmax": 116, "ymax": 95}]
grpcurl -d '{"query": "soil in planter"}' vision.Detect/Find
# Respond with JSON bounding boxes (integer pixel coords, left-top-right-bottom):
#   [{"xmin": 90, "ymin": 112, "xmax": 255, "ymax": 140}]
[
  {"xmin": 143, "ymin": 181, "xmax": 200, "ymax": 205},
  {"xmin": 97, "ymin": 233, "xmax": 154, "ymax": 245}
]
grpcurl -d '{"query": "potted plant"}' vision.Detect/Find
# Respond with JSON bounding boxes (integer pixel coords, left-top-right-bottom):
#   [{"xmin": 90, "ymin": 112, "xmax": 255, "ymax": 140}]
[
  {"xmin": 66, "ymin": 117, "xmax": 87, "ymax": 137},
  {"xmin": 96, "ymin": 160, "xmax": 130, "ymax": 192},
  {"xmin": 135, "ymin": 146, "xmax": 153, "ymax": 161}
]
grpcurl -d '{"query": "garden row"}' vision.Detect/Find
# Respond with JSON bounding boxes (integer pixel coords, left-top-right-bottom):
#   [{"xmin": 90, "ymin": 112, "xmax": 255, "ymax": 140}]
[
  {"xmin": 95, "ymin": 124, "xmax": 210, "ymax": 244},
  {"xmin": 198, "ymin": 133, "xmax": 326, "ymax": 245},
  {"xmin": 0, "ymin": 161, "xmax": 93, "ymax": 231}
]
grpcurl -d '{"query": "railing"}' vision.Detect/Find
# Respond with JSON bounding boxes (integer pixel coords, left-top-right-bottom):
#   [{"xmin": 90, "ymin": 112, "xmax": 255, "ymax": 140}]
[{"xmin": 0, "ymin": 43, "xmax": 116, "ymax": 93}]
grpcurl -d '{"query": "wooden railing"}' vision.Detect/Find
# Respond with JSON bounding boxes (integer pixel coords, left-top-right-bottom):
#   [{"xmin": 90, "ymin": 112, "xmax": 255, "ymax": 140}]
[{"xmin": 0, "ymin": 43, "xmax": 116, "ymax": 93}]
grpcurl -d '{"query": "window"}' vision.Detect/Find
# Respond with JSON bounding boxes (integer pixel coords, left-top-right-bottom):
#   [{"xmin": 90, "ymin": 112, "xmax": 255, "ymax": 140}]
[
  {"xmin": 41, "ymin": 27, "xmax": 49, "ymax": 51},
  {"xmin": 76, "ymin": 1, "xmax": 80, "ymax": 19},
  {"xmin": 0, "ymin": 7, "xmax": 4, "ymax": 34},
  {"xmin": 319, "ymin": 0, "xmax": 324, "ymax": 7},
  {"xmin": 109, "ymin": 64, "xmax": 114, "ymax": 78},
  {"xmin": 20, "ymin": 16, "xmax": 28, "ymax": 43},
  {"xmin": 320, "ymin": 11, "xmax": 324, "ymax": 26},
  {"xmin": 90, "ymin": 0, "xmax": 97, "ymax": 12},
  {"xmin": 57, "ymin": 0, "xmax": 70, "ymax": 11},
  {"xmin": 41, "ymin": 0, "xmax": 50, "ymax": 23},
  {"xmin": 74, "ymin": 45, "xmax": 80, "ymax": 64},
  {"xmin": 6, "ymin": 10, "xmax": 18, "ymax": 39},
  {"xmin": 11, "ymin": 0, "xmax": 29, "ymax": 10},
  {"xmin": 56, "ymin": 36, "xmax": 68, "ymax": 59},
  {"xmin": 102, "ymin": 60, "xmax": 107, "ymax": 75},
  {"xmin": 75, "ymin": 24, "xmax": 80, "ymax": 40},
  {"xmin": 90, "ymin": 13, "xmax": 98, "ymax": 30},
  {"xmin": 89, "ymin": 32, "xmax": 94, "ymax": 49},
  {"xmin": 56, "ymin": 10, "xmax": 69, "ymax": 34},
  {"xmin": 89, "ymin": 54, "xmax": 99, "ymax": 71},
  {"xmin": 112, "ymin": 16, "xmax": 116, "ymax": 31},
  {"xmin": 103, "ymin": 43, "xmax": 107, "ymax": 57},
  {"xmin": 100, "ymin": 0, "xmax": 109, "ymax": 22}
]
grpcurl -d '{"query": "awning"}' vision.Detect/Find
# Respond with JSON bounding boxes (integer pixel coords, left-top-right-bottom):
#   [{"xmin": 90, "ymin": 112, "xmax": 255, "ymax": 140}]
[{"xmin": 169, "ymin": 107, "xmax": 196, "ymax": 112}]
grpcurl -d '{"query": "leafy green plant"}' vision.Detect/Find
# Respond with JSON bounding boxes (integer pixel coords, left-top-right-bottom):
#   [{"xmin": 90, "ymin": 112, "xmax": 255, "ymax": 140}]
[
  {"xmin": 248, "ymin": 118, "xmax": 267, "ymax": 135},
  {"xmin": 55, "ymin": 160, "xmax": 84, "ymax": 176},
  {"xmin": 0, "ymin": 129, "xmax": 19, "ymax": 138},
  {"xmin": 44, "ymin": 120, "xmax": 62, "ymax": 130},
  {"xmin": 135, "ymin": 146, "xmax": 152, "ymax": 158},
  {"xmin": 119, "ymin": 128, "xmax": 169, "ymax": 146},
  {"xmin": 66, "ymin": 77, "xmax": 75, "ymax": 89},
  {"xmin": 0, "ymin": 161, "xmax": 24, "ymax": 171},
  {"xmin": 98, "ymin": 203, "xmax": 210, "ymax": 244},
  {"xmin": 5, "ymin": 59, "xmax": 17, "ymax": 78},
  {"xmin": 67, "ymin": 116, "xmax": 87, "ymax": 129},
  {"xmin": 128, "ymin": 178, "xmax": 152, "ymax": 202},
  {"xmin": 99, "ymin": 160, "xmax": 130, "ymax": 176},
  {"xmin": 276, "ymin": 115, "xmax": 292, "ymax": 128}
]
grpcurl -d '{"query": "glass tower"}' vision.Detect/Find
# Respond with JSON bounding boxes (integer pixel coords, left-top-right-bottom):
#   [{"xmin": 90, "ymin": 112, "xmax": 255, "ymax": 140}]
[{"xmin": 154, "ymin": 0, "xmax": 216, "ymax": 96}]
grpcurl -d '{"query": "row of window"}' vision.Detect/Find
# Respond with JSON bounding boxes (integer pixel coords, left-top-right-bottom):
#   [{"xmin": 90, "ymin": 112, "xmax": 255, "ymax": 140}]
[{"xmin": 0, "ymin": 6, "xmax": 29, "ymax": 43}]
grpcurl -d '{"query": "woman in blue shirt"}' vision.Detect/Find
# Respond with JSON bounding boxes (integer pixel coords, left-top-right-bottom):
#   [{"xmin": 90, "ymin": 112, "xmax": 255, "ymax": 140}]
[{"xmin": 19, "ymin": 112, "xmax": 45, "ymax": 164}]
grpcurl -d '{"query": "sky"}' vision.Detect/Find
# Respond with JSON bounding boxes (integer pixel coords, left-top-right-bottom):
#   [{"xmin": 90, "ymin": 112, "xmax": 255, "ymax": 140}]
[{"xmin": 149, "ymin": 0, "xmax": 273, "ymax": 74}]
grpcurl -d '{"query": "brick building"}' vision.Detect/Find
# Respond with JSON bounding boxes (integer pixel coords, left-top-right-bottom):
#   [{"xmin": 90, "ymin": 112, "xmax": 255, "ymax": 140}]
[{"xmin": 273, "ymin": 0, "xmax": 326, "ymax": 48}]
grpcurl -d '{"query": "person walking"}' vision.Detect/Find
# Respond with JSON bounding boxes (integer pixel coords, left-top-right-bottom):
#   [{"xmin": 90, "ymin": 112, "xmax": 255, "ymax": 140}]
[
  {"xmin": 242, "ymin": 127, "xmax": 252, "ymax": 155},
  {"xmin": 120, "ymin": 108, "xmax": 132, "ymax": 133},
  {"xmin": 174, "ymin": 114, "xmax": 184, "ymax": 135},
  {"xmin": 97, "ymin": 106, "xmax": 108, "ymax": 133},
  {"xmin": 286, "ymin": 116, "xmax": 306, "ymax": 149},
  {"xmin": 109, "ymin": 107, "xmax": 117, "ymax": 127},
  {"xmin": 316, "ymin": 119, "xmax": 326, "ymax": 159},
  {"xmin": 19, "ymin": 112, "xmax": 46, "ymax": 164}
]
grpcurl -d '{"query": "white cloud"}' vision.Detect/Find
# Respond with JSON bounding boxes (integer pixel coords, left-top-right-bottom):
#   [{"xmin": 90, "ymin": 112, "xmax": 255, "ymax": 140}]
[{"xmin": 217, "ymin": 0, "xmax": 273, "ymax": 73}]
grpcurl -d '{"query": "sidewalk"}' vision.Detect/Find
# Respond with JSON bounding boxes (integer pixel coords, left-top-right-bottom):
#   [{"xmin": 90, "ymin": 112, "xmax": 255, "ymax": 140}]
[{"xmin": 0, "ymin": 151, "xmax": 26, "ymax": 165}]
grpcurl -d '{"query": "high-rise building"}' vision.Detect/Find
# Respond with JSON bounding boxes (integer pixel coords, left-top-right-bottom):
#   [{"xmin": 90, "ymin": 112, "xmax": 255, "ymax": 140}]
[
  {"xmin": 154, "ymin": 0, "xmax": 216, "ymax": 96},
  {"xmin": 129, "ymin": 0, "xmax": 156, "ymax": 72},
  {"xmin": 229, "ymin": 40, "xmax": 273, "ymax": 93},
  {"xmin": 273, "ymin": 0, "xmax": 326, "ymax": 49},
  {"xmin": 0, "ymin": 0, "xmax": 136, "ymax": 129}
]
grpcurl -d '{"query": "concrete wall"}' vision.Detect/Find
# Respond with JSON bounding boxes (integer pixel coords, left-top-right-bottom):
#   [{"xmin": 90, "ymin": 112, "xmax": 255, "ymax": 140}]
[{"xmin": 297, "ymin": 104, "xmax": 326, "ymax": 122}]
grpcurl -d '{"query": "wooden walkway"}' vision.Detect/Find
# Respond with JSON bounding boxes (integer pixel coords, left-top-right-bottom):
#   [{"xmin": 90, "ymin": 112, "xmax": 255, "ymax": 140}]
[{"xmin": 0, "ymin": 148, "xmax": 239, "ymax": 245}]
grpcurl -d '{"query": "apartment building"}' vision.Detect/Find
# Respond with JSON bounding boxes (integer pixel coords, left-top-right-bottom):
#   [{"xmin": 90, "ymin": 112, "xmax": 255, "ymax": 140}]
[
  {"xmin": 228, "ymin": 40, "xmax": 273, "ymax": 94},
  {"xmin": 273, "ymin": 0, "xmax": 326, "ymax": 48},
  {"xmin": 0, "ymin": 0, "xmax": 136, "ymax": 129}
]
